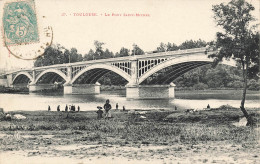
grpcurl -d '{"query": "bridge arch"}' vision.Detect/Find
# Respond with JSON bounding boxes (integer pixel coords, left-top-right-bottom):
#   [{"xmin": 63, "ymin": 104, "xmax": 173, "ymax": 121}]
[
  {"xmin": 138, "ymin": 54, "xmax": 237, "ymax": 85},
  {"xmin": 35, "ymin": 69, "xmax": 67, "ymax": 84},
  {"xmin": 71, "ymin": 64, "xmax": 131, "ymax": 84},
  {"xmin": 138, "ymin": 55, "xmax": 213, "ymax": 84},
  {"xmin": 13, "ymin": 72, "xmax": 33, "ymax": 84}
]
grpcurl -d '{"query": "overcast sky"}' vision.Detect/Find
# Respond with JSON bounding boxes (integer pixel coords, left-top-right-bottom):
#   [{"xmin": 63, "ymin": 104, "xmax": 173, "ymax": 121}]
[{"xmin": 0, "ymin": 0, "xmax": 259, "ymax": 70}]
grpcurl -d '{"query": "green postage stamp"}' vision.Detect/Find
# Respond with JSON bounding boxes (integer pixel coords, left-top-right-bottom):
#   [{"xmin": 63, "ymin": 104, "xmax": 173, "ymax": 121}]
[
  {"xmin": 1, "ymin": 0, "xmax": 53, "ymax": 60},
  {"xmin": 2, "ymin": 0, "xmax": 39, "ymax": 46}
]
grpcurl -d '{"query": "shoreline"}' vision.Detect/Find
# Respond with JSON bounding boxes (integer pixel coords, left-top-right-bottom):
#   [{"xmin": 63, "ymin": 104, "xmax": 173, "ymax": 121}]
[{"xmin": 0, "ymin": 108, "xmax": 259, "ymax": 163}]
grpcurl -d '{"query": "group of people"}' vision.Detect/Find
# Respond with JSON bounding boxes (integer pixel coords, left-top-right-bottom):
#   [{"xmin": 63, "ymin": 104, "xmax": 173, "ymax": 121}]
[
  {"xmin": 115, "ymin": 103, "xmax": 126, "ymax": 111},
  {"xmin": 48, "ymin": 104, "xmax": 80, "ymax": 112},
  {"xmin": 47, "ymin": 99, "xmax": 125, "ymax": 119},
  {"xmin": 96, "ymin": 99, "xmax": 125, "ymax": 119},
  {"xmin": 97, "ymin": 99, "xmax": 111, "ymax": 119}
]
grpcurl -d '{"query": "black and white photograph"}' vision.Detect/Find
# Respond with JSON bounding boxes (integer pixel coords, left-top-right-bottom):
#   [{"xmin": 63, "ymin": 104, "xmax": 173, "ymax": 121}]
[{"xmin": 0, "ymin": 0, "xmax": 259, "ymax": 163}]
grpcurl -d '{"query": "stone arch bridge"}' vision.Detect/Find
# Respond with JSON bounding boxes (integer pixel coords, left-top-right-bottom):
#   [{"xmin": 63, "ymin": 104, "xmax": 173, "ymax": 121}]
[{"xmin": 3, "ymin": 47, "xmax": 233, "ymax": 99}]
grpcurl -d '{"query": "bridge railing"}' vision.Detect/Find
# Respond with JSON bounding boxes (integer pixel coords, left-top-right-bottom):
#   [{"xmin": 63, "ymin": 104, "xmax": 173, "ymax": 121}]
[
  {"xmin": 137, "ymin": 47, "xmax": 209, "ymax": 59},
  {"xmin": 5, "ymin": 47, "xmax": 213, "ymax": 75}
]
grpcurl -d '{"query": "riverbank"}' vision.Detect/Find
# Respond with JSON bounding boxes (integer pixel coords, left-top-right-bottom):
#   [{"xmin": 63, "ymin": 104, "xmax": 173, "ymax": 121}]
[
  {"xmin": 2, "ymin": 85, "xmax": 260, "ymax": 93},
  {"xmin": 0, "ymin": 86, "xmax": 29, "ymax": 93},
  {"xmin": 0, "ymin": 107, "xmax": 259, "ymax": 163}
]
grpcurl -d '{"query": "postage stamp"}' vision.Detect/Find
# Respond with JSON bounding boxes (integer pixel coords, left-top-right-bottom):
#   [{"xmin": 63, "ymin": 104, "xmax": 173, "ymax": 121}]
[
  {"xmin": 1, "ymin": 0, "xmax": 53, "ymax": 60},
  {"xmin": 2, "ymin": 0, "xmax": 39, "ymax": 46}
]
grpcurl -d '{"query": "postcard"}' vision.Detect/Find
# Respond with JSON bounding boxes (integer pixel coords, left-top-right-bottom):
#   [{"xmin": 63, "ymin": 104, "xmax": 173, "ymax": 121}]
[{"xmin": 0, "ymin": 0, "xmax": 259, "ymax": 163}]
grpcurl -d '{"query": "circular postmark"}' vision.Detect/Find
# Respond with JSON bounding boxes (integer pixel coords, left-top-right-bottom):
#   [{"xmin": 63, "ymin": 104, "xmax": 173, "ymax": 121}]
[{"xmin": 2, "ymin": 0, "xmax": 53, "ymax": 60}]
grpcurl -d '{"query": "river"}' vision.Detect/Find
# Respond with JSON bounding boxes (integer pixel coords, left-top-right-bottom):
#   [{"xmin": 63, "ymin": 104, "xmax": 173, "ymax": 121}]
[{"xmin": 0, "ymin": 90, "xmax": 259, "ymax": 112}]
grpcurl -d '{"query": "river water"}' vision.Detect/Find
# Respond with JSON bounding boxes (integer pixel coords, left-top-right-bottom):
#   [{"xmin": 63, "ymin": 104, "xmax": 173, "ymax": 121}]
[{"xmin": 0, "ymin": 90, "xmax": 259, "ymax": 112}]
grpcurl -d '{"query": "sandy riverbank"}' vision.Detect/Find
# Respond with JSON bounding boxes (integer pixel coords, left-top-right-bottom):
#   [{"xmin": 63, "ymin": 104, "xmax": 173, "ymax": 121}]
[{"xmin": 0, "ymin": 107, "xmax": 259, "ymax": 163}]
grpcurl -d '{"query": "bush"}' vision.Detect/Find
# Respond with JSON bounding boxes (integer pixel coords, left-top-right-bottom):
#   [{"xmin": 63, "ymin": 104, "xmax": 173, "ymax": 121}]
[
  {"xmin": 219, "ymin": 104, "xmax": 235, "ymax": 110},
  {"xmin": 193, "ymin": 83, "xmax": 208, "ymax": 90},
  {"xmin": 0, "ymin": 112, "xmax": 5, "ymax": 121},
  {"xmin": 247, "ymin": 79, "xmax": 260, "ymax": 91},
  {"xmin": 227, "ymin": 81, "xmax": 243, "ymax": 89}
]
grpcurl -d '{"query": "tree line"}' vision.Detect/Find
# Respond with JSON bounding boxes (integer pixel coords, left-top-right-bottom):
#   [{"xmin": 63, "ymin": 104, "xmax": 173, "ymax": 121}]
[
  {"xmin": 34, "ymin": 38, "xmax": 259, "ymax": 90},
  {"xmin": 34, "ymin": 39, "xmax": 211, "ymax": 67}
]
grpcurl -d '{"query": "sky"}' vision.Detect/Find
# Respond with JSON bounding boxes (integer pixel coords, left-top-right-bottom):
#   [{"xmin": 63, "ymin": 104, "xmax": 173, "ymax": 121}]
[{"xmin": 0, "ymin": 0, "xmax": 259, "ymax": 71}]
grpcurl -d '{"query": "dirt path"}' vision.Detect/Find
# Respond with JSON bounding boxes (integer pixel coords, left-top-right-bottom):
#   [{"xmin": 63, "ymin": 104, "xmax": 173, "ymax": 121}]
[{"xmin": 1, "ymin": 140, "xmax": 259, "ymax": 164}]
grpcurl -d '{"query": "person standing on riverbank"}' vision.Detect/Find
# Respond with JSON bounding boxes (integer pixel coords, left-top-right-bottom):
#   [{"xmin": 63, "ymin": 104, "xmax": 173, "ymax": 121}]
[
  {"xmin": 116, "ymin": 103, "xmax": 119, "ymax": 110},
  {"xmin": 104, "ymin": 99, "xmax": 112, "ymax": 119},
  {"xmin": 65, "ymin": 105, "xmax": 68, "ymax": 112},
  {"xmin": 71, "ymin": 105, "xmax": 75, "ymax": 111},
  {"xmin": 57, "ymin": 105, "xmax": 60, "ymax": 112},
  {"xmin": 48, "ymin": 105, "xmax": 51, "ymax": 111},
  {"xmin": 96, "ymin": 106, "xmax": 103, "ymax": 119},
  {"xmin": 78, "ymin": 106, "xmax": 80, "ymax": 112}
]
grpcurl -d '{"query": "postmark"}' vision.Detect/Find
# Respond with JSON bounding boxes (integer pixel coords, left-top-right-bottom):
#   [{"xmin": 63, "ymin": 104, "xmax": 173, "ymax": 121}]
[{"xmin": 1, "ymin": 0, "xmax": 53, "ymax": 60}]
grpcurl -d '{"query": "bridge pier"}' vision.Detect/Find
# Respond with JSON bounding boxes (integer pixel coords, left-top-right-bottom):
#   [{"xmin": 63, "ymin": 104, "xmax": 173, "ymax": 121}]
[
  {"xmin": 125, "ymin": 83, "xmax": 175, "ymax": 99},
  {"xmin": 64, "ymin": 83, "xmax": 100, "ymax": 95},
  {"xmin": 6, "ymin": 74, "xmax": 13, "ymax": 87},
  {"xmin": 29, "ymin": 84, "xmax": 55, "ymax": 92}
]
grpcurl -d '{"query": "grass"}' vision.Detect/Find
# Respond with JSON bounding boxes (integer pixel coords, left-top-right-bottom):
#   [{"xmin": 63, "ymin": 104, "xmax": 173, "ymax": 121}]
[
  {"xmin": 1, "ymin": 108, "xmax": 259, "ymax": 163},
  {"xmin": 175, "ymin": 89, "xmax": 260, "ymax": 100},
  {"xmin": 0, "ymin": 108, "xmax": 259, "ymax": 149}
]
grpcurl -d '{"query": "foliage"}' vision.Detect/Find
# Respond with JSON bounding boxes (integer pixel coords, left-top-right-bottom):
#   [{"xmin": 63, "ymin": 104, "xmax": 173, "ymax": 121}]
[
  {"xmin": 98, "ymin": 72, "xmax": 128, "ymax": 85},
  {"xmin": 34, "ymin": 44, "xmax": 83, "ymax": 67},
  {"xmin": 115, "ymin": 47, "xmax": 130, "ymax": 57},
  {"xmin": 210, "ymin": 0, "xmax": 259, "ymax": 125},
  {"xmin": 156, "ymin": 42, "xmax": 178, "ymax": 52},
  {"xmin": 179, "ymin": 39, "xmax": 207, "ymax": 50},
  {"xmin": 218, "ymin": 104, "xmax": 236, "ymax": 110},
  {"xmin": 173, "ymin": 64, "xmax": 254, "ymax": 90},
  {"xmin": 131, "ymin": 44, "xmax": 144, "ymax": 55},
  {"xmin": 83, "ymin": 49, "xmax": 95, "ymax": 61},
  {"xmin": 210, "ymin": 0, "xmax": 259, "ymax": 74},
  {"xmin": 83, "ymin": 41, "xmax": 114, "ymax": 60},
  {"xmin": 247, "ymin": 79, "xmax": 260, "ymax": 91},
  {"xmin": 228, "ymin": 80, "xmax": 244, "ymax": 89},
  {"xmin": 193, "ymin": 83, "xmax": 209, "ymax": 90},
  {"xmin": 205, "ymin": 66, "xmax": 232, "ymax": 88}
]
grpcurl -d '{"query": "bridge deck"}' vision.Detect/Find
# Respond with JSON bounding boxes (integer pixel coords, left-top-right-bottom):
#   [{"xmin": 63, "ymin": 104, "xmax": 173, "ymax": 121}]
[{"xmin": 4, "ymin": 47, "xmax": 210, "ymax": 75}]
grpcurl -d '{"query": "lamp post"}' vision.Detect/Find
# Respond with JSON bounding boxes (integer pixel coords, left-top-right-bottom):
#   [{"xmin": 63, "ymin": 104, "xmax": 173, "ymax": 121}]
[
  {"xmin": 69, "ymin": 53, "xmax": 71, "ymax": 63},
  {"xmin": 60, "ymin": 47, "xmax": 68, "ymax": 63},
  {"xmin": 132, "ymin": 43, "xmax": 137, "ymax": 56}
]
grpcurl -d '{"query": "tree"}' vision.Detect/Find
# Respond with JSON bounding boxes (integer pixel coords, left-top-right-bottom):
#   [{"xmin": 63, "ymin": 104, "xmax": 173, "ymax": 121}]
[
  {"xmin": 210, "ymin": 0, "xmax": 259, "ymax": 125},
  {"xmin": 179, "ymin": 39, "xmax": 207, "ymax": 50},
  {"xmin": 83, "ymin": 49, "xmax": 95, "ymax": 61},
  {"xmin": 156, "ymin": 42, "xmax": 179, "ymax": 52},
  {"xmin": 157, "ymin": 42, "xmax": 168, "ymax": 52},
  {"xmin": 166, "ymin": 42, "xmax": 179, "ymax": 51},
  {"xmin": 34, "ymin": 44, "xmax": 64, "ymax": 67},
  {"xmin": 70, "ymin": 48, "xmax": 83, "ymax": 63},
  {"xmin": 34, "ymin": 44, "xmax": 83, "ymax": 67},
  {"xmin": 131, "ymin": 44, "xmax": 144, "ymax": 55},
  {"xmin": 116, "ymin": 47, "xmax": 130, "ymax": 57},
  {"xmin": 103, "ymin": 49, "xmax": 114, "ymax": 59},
  {"xmin": 94, "ymin": 40, "xmax": 105, "ymax": 59}
]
